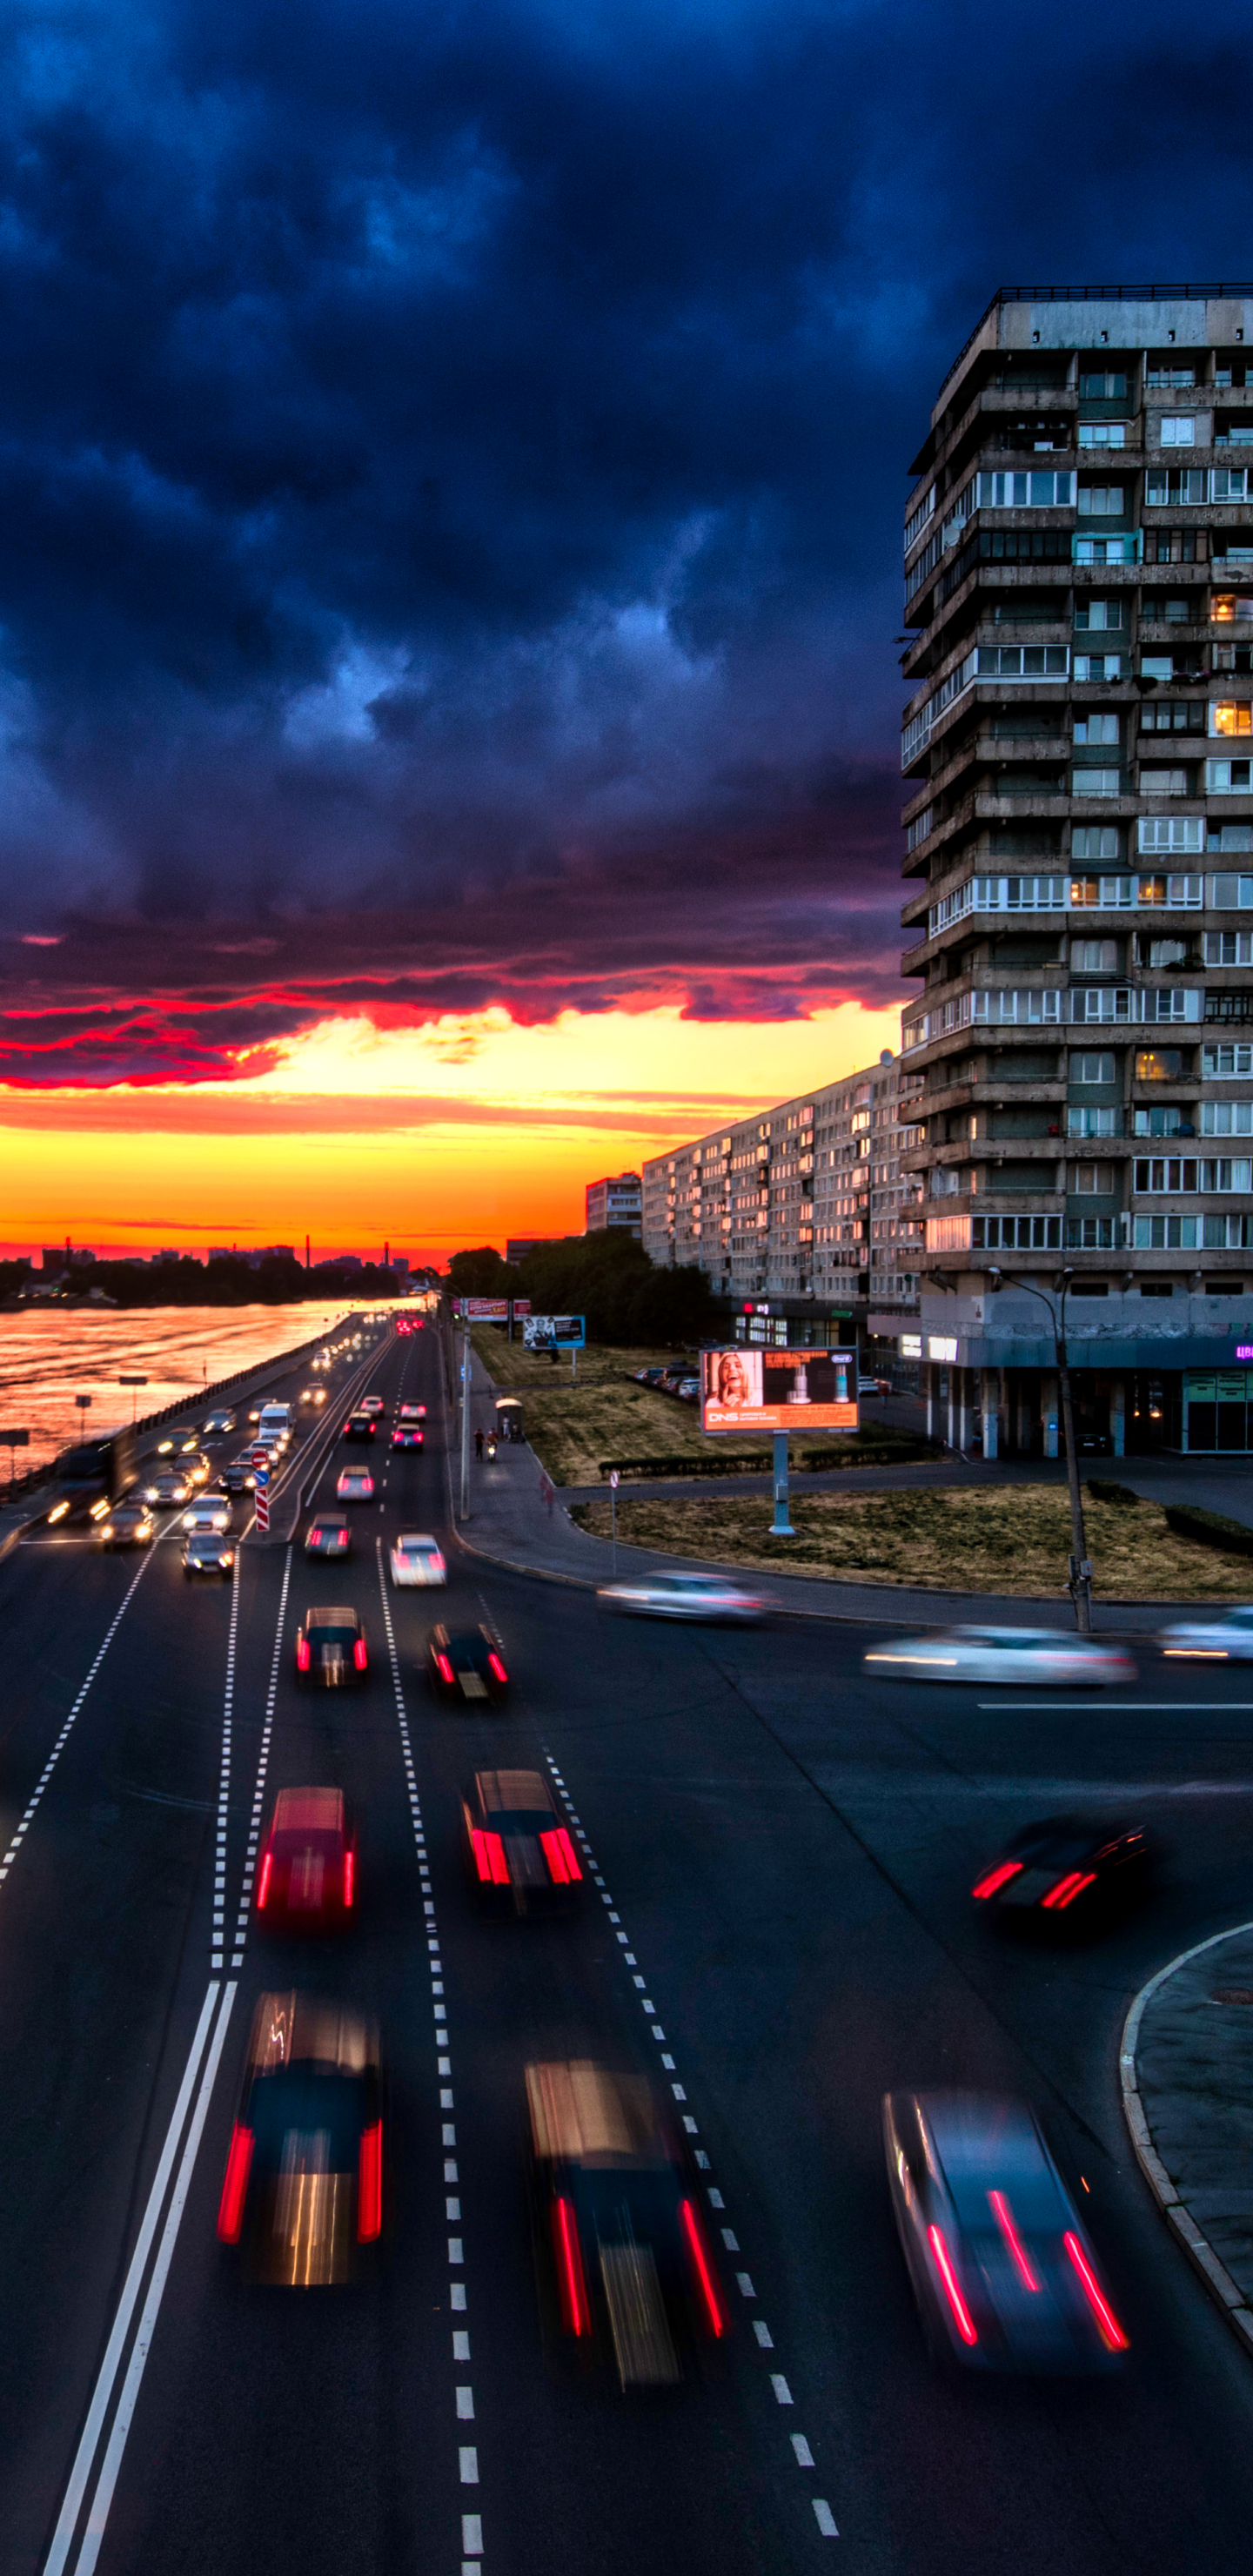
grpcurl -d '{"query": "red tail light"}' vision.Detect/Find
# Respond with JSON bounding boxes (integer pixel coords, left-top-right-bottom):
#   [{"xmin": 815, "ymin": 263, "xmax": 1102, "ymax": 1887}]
[
  {"xmin": 1064, "ymin": 2231, "xmax": 1128, "ymax": 2350},
  {"xmin": 436, "ymin": 1652, "xmax": 454, "ymax": 1684},
  {"xmin": 296, "ymin": 1635, "xmax": 311, "ymax": 1671},
  {"xmin": 357, "ymin": 2121, "xmax": 383, "ymax": 2240},
  {"xmin": 1042, "ymin": 1869, "xmax": 1098, "ymax": 1911},
  {"xmin": 343, "ymin": 1848, "xmax": 355, "ymax": 1908},
  {"xmin": 217, "ymin": 2123, "xmax": 254, "ymax": 2241},
  {"xmin": 927, "ymin": 2224, "xmax": 978, "ymax": 2345},
  {"xmin": 680, "ymin": 2197, "xmax": 727, "ymax": 2336},
  {"xmin": 971, "ymin": 1859, "xmax": 1023, "ymax": 1901},
  {"xmin": 988, "ymin": 2190, "xmax": 1040, "ymax": 2292},
  {"xmin": 486, "ymin": 1651, "xmax": 507, "ymax": 1684},
  {"xmin": 470, "ymin": 1828, "xmax": 509, "ymax": 1885},
  {"xmin": 256, "ymin": 1850, "xmax": 273, "ymax": 1910},
  {"xmin": 551, "ymin": 2197, "xmax": 592, "ymax": 2334},
  {"xmin": 353, "ymin": 1637, "xmax": 368, "ymax": 1670},
  {"xmin": 539, "ymin": 1827, "xmax": 582, "ymax": 1884}
]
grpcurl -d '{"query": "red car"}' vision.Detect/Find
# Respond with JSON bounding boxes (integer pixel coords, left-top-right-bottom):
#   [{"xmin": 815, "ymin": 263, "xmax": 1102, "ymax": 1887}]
[{"xmin": 256, "ymin": 1787, "xmax": 357, "ymax": 1924}]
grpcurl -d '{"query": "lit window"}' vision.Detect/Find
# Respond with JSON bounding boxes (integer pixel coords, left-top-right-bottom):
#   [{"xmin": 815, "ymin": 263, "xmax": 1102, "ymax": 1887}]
[{"xmin": 1213, "ymin": 702, "xmax": 1253, "ymax": 736}]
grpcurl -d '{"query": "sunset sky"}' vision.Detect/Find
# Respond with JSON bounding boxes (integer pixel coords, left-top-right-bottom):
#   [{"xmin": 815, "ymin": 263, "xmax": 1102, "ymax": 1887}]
[{"xmin": 2, "ymin": 0, "xmax": 1249, "ymax": 1259}]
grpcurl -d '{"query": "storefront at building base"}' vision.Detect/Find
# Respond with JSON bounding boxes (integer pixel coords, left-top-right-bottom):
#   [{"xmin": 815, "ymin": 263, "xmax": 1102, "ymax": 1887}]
[{"xmin": 903, "ymin": 1291, "xmax": 1253, "ymax": 1458}]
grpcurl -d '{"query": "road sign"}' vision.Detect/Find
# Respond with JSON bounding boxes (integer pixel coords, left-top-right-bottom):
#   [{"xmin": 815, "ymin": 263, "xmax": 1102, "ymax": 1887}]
[
  {"xmin": 74, "ymin": 1393, "xmax": 93, "ymax": 1411},
  {"xmin": 0, "ymin": 1428, "xmax": 30, "ymax": 1446},
  {"xmin": 255, "ymin": 1485, "xmax": 269, "ymax": 1533},
  {"xmin": 118, "ymin": 1374, "xmax": 147, "ymax": 1384},
  {"xmin": 251, "ymin": 1446, "xmax": 269, "ymax": 1470},
  {"xmin": 609, "ymin": 1470, "xmax": 620, "ymax": 1489}
]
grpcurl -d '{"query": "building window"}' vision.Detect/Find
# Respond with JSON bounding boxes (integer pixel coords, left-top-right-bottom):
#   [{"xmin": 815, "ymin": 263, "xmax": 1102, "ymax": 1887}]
[
  {"xmin": 1072, "ymin": 1163, "xmax": 1115, "ymax": 1194},
  {"xmin": 1213, "ymin": 595, "xmax": 1253, "ymax": 624},
  {"xmin": 1078, "ymin": 423, "xmax": 1126, "ymax": 448},
  {"xmin": 1201, "ymin": 1099, "xmax": 1253, "ymax": 1134},
  {"xmin": 1074, "ymin": 653, "xmax": 1123, "ymax": 681},
  {"xmin": 1139, "ymin": 767, "xmax": 1189, "ymax": 795},
  {"xmin": 1074, "ymin": 712, "xmax": 1119, "ymax": 744},
  {"xmin": 1205, "ymin": 930, "xmax": 1253, "ymax": 966},
  {"xmin": 1078, "ymin": 484, "xmax": 1126, "ymax": 516},
  {"xmin": 1139, "ymin": 815, "xmax": 1204, "ymax": 853},
  {"xmin": 1080, "ymin": 371, "xmax": 1128, "ymax": 398},
  {"xmin": 1145, "ymin": 470, "xmax": 1206, "ymax": 505},
  {"xmin": 1140, "ymin": 701, "xmax": 1205, "ymax": 731},
  {"xmin": 1071, "ymin": 939, "xmax": 1118, "ymax": 972},
  {"xmin": 1208, "ymin": 757, "xmax": 1253, "ymax": 792},
  {"xmin": 1160, "ymin": 416, "xmax": 1196, "ymax": 446},
  {"xmin": 1068, "ymin": 1105, "xmax": 1120, "ymax": 1136},
  {"xmin": 971, "ymin": 1215, "xmax": 1062, "ymax": 1249},
  {"xmin": 1074, "ymin": 599, "xmax": 1124, "ymax": 631},
  {"xmin": 1203, "ymin": 1042, "xmax": 1253, "ymax": 1076},
  {"xmin": 1072, "ymin": 825, "xmax": 1122, "ymax": 862},
  {"xmin": 1212, "ymin": 702, "xmax": 1253, "ymax": 735},
  {"xmin": 1136, "ymin": 1050, "xmax": 1187, "ymax": 1079},
  {"xmin": 1066, "ymin": 1217, "xmax": 1119, "ymax": 1246},
  {"xmin": 1072, "ymin": 767, "xmax": 1121, "ymax": 796},
  {"xmin": 1146, "ymin": 366, "xmax": 1196, "ymax": 389},
  {"xmin": 975, "ymin": 470, "xmax": 1074, "ymax": 508},
  {"xmin": 1070, "ymin": 1051, "xmax": 1116, "ymax": 1083}
]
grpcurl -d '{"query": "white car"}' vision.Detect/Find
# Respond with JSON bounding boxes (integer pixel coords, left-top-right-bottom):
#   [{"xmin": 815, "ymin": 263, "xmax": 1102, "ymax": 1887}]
[
  {"xmin": 337, "ymin": 1467, "xmax": 375, "ymax": 1503},
  {"xmin": 360, "ymin": 1395, "xmax": 385, "ymax": 1416},
  {"xmin": 1160, "ymin": 1605, "xmax": 1253, "ymax": 1660},
  {"xmin": 597, "ymin": 1569, "xmax": 764, "ymax": 1622},
  {"xmin": 389, "ymin": 1533, "xmax": 446, "ymax": 1587},
  {"xmin": 862, "ymin": 1627, "xmax": 1136, "ymax": 1687},
  {"xmin": 183, "ymin": 1499, "xmax": 232, "ymax": 1534}
]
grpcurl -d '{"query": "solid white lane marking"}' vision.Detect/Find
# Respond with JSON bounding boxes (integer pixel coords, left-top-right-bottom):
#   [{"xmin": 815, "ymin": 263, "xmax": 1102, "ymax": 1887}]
[
  {"xmin": 813, "ymin": 2500, "xmax": 838, "ymax": 2537},
  {"xmin": 73, "ymin": 1982, "xmax": 239, "ymax": 2576},
  {"xmin": 977, "ymin": 1701, "xmax": 1253, "ymax": 1712},
  {"xmin": 44, "ymin": 1981, "xmax": 222, "ymax": 2576},
  {"xmin": 1, "ymin": 1544, "xmax": 158, "ymax": 1895},
  {"xmin": 792, "ymin": 2435, "xmax": 814, "ymax": 2468}
]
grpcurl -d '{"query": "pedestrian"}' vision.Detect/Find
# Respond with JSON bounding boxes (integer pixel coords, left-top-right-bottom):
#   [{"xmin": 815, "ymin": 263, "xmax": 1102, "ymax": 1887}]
[{"xmin": 475, "ymin": 1426, "xmax": 484, "ymax": 1461}]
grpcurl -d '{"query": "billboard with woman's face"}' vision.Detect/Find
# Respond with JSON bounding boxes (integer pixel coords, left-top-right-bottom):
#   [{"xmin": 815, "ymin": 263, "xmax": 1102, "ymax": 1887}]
[{"xmin": 700, "ymin": 1347, "xmax": 856, "ymax": 1434}]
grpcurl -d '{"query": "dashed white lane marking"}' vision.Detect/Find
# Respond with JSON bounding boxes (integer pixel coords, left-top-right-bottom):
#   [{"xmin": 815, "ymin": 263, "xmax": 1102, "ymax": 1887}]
[
  {"xmin": 0, "ymin": 1542, "xmax": 159, "ymax": 1891},
  {"xmin": 539, "ymin": 1743, "xmax": 839, "ymax": 2545},
  {"xmin": 379, "ymin": 1540, "xmax": 485, "ymax": 2573},
  {"xmin": 221, "ymin": 1546, "xmax": 291, "ymax": 1971}
]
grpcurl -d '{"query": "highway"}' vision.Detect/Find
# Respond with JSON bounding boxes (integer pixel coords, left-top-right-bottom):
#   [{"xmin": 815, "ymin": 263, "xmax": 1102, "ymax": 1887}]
[{"xmin": 5, "ymin": 1314, "xmax": 1253, "ymax": 2574}]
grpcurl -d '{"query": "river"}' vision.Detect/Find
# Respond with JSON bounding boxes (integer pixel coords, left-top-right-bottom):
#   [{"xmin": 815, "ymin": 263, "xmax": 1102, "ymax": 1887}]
[{"xmin": 0, "ymin": 1303, "xmax": 364, "ymax": 1472}]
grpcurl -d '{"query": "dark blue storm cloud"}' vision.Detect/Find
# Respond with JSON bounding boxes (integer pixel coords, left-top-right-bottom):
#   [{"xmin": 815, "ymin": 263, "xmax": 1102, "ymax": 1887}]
[{"xmin": 1, "ymin": 0, "xmax": 1252, "ymax": 1076}]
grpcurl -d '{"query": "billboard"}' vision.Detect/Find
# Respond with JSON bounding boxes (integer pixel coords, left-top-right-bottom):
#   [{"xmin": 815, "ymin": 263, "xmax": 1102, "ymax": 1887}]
[
  {"xmin": 523, "ymin": 1313, "xmax": 586, "ymax": 1351},
  {"xmin": 700, "ymin": 1347, "xmax": 856, "ymax": 1435},
  {"xmin": 458, "ymin": 1298, "xmax": 532, "ymax": 1319}
]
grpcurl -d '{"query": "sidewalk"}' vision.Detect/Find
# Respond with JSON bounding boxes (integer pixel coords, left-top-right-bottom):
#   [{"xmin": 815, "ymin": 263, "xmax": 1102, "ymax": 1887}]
[
  {"xmin": 448, "ymin": 1342, "xmax": 1231, "ymax": 1632},
  {"xmin": 1122, "ymin": 1922, "xmax": 1253, "ymax": 2359}
]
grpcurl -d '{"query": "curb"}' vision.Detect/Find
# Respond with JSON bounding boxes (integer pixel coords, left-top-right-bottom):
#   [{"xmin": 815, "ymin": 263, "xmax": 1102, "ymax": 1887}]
[{"xmin": 1120, "ymin": 1919, "xmax": 1253, "ymax": 2359}]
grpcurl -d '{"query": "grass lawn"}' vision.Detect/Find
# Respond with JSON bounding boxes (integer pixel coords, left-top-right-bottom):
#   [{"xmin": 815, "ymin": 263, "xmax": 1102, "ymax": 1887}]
[
  {"xmin": 468, "ymin": 1329, "xmax": 935, "ymax": 1488},
  {"xmin": 569, "ymin": 1483, "xmax": 1253, "ymax": 1599}
]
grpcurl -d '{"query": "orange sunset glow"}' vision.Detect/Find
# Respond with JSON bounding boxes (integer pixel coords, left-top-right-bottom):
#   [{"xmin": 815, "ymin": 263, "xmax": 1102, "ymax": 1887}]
[{"xmin": 0, "ymin": 1001, "xmax": 901, "ymax": 1259}]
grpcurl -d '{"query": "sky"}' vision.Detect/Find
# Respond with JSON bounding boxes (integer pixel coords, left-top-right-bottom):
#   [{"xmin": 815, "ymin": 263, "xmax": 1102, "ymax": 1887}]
[{"xmin": 3, "ymin": 0, "xmax": 1253, "ymax": 1257}]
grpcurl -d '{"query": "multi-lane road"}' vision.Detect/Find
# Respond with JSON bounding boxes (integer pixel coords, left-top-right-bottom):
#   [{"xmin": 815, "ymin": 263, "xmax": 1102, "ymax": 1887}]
[{"xmin": 5, "ymin": 1317, "xmax": 1253, "ymax": 2574}]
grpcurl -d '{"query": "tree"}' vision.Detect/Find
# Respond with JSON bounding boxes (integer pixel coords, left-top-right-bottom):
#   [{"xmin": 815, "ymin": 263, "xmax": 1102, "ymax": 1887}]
[{"xmin": 447, "ymin": 1246, "xmax": 513, "ymax": 1296}]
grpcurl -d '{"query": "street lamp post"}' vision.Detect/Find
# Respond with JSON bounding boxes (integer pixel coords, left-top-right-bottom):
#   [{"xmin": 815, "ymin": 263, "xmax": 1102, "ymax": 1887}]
[{"xmin": 987, "ymin": 1265, "xmax": 1093, "ymax": 1634}]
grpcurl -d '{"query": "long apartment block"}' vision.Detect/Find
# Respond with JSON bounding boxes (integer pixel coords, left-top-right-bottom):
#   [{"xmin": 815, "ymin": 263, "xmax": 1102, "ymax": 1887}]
[
  {"xmin": 901, "ymin": 283, "xmax": 1253, "ymax": 1454},
  {"xmin": 641, "ymin": 1051, "xmax": 923, "ymax": 1338}
]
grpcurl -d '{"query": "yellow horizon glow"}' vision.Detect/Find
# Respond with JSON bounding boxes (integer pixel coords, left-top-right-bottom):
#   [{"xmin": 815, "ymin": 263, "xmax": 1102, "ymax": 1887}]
[{"xmin": 0, "ymin": 1001, "xmax": 902, "ymax": 1258}]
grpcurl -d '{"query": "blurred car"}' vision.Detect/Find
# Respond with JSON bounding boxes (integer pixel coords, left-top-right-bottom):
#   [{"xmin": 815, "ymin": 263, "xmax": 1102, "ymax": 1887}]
[
  {"xmin": 183, "ymin": 1498, "xmax": 231, "ymax": 1534},
  {"xmin": 1160, "ymin": 1605, "xmax": 1253, "ymax": 1660},
  {"xmin": 359, "ymin": 1395, "xmax": 385, "ymax": 1417},
  {"xmin": 299, "ymin": 1385, "xmax": 328, "ymax": 1407},
  {"xmin": 427, "ymin": 1625, "xmax": 509, "ymax": 1704},
  {"xmin": 462, "ymin": 1768, "xmax": 580, "ymax": 1902},
  {"xmin": 389, "ymin": 1532, "xmax": 446, "ymax": 1587},
  {"xmin": 675, "ymin": 1377, "xmax": 700, "ymax": 1402},
  {"xmin": 181, "ymin": 1449, "xmax": 212, "ymax": 1486},
  {"xmin": 184, "ymin": 1530, "xmax": 237, "ymax": 1579},
  {"xmin": 862, "ymin": 1627, "xmax": 1135, "ymax": 1687},
  {"xmin": 216, "ymin": 1991, "xmax": 382, "ymax": 2281},
  {"xmin": 97, "ymin": 1500, "xmax": 156, "ymax": 1548},
  {"xmin": 971, "ymin": 1816, "xmax": 1158, "ymax": 1925},
  {"xmin": 597, "ymin": 1569, "xmax": 764, "ymax": 1623},
  {"xmin": 526, "ymin": 2059, "xmax": 727, "ymax": 2385},
  {"xmin": 343, "ymin": 1412, "xmax": 377, "ymax": 1443},
  {"xmin": 882, "ymin": 2090, "xmax": 1128, "ymax": 2372},
  {"xmin": 203, "ymin": 1410, "xmax": 237, "ymax": 1436},
  {"xmin": 256, "ymin": 1788, "xmax": 356, "ymax": 1926},
  {"xmin": 305, "ymin": 1511, "xmax": 352, "ymax": 1560},
  {"xmin": 296, "ymin": 1607, "xmax": 369, "ymax": 1686},
  {"xmin": 857, "ymin": 1374, "xmax": 891, "ymax": 1398},
  {"xmin": 218, "ymin": 1458, "xmax": 257, "ymax": 1494},
  {"xmin": 144, "ymin": 1469, "xmax": 193, "ymax": 1507},
  {"xmin": 396, "ymin": 1403, "xmax": 427, "ymax": 1425},
  {"xmin": 391, "ymin": 1425, "xmax": 425, "ymax": 1451},
  {"xmin": 336, "ymin": 1467, "xmax": 375, "ymax": 1503}
]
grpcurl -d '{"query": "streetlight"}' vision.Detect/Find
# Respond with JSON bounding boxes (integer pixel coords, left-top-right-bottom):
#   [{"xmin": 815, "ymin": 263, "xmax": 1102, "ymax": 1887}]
[{"xmin": 986, "ymin": 1265, "xmax": 1094, "ymax": 1634}]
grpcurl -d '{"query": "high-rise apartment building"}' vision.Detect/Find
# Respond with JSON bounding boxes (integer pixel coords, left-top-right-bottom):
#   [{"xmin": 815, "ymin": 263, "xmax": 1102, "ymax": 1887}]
[
  {"xmin": 901, "ymin": 284, "xmax": 1253, "ymax": 1456},
  {"xmin": 585, "ymin": 1172, "xmax": 642, "ymax": 1236},
  {"xmin": 641, "ymin": 1050, "xmax": 923, "ymax": 1334}
]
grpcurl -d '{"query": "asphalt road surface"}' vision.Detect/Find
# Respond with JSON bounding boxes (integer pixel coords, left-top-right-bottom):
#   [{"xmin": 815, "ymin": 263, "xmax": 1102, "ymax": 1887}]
[{"xmin": 6, "ymin": 1318, "xmax": 1253, "ymax": 2575}]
